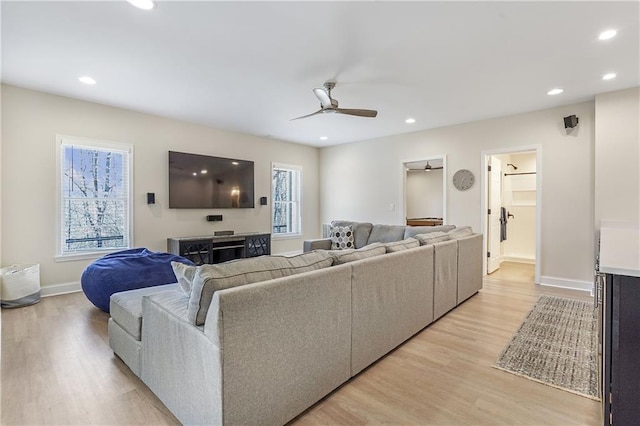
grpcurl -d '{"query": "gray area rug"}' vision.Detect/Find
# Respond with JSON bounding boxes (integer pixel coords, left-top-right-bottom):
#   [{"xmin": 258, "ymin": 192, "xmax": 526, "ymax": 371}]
[{"xmin": 493, "ymin": 295, "xmax": 599, "ymax": 400}]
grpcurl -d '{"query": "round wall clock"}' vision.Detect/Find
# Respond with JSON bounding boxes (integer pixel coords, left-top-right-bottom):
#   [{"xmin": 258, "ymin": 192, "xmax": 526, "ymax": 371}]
[{"xmin": 453, "ymin": 169, "xmax": 475, "ymax": 191}]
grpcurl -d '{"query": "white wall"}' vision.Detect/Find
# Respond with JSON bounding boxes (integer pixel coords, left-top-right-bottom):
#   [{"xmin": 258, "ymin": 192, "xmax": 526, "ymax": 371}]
[
  {"xmin": 1, "ymin": 85, "xmax": 320, "ymax": 289},
  {"xmin": 595, "ymin": 87, "xmax": 640, "ymax": 227},
  {"xmin": 320, "ymin": 101, "xmax": 596, "ymax": 285},
  {"xmin": 406, "ymin": 169, "xmax": 443, "ymax": 219}
]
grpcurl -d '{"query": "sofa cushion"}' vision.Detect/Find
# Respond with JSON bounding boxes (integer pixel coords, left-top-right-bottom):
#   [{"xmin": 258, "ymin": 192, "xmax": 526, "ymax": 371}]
[
  {"xmin": 403, "ymin": 225, "xmax": 456, "ymax": 239},
  {"xmin": 328, "ymin": 243, "xmax": 386, "ymax": 265},
  {"xmin": 188, "ymin": 251, "xmax": 334, "ymax": 325},
  {"xmin": 330, "ymin": 220, "xmax": 373, "ymax": 249},
  {"xmin": 367, "ymin": 225, "xmax": 406, "ymax": 244},
  {"xmin": 330, "ymin": 225, "xmax": 355, "ymax": 250},
  {"xmin": 383, "ymin": 238, "xmax": 420, "ymax": 253},
  {"xmin": 447, "ymin": 226, "xmax": 474, "ymax": 239},
  {"xmin": 415, "ymin": 231, "xmax": 451, "ymax": 245},
  {"xmin": 110, "ymin": 283, "xmax": 181, "ymax": 340},
  {"xmin": 172, "ymin": 261, "xmax": 197, "ymax": 294}
]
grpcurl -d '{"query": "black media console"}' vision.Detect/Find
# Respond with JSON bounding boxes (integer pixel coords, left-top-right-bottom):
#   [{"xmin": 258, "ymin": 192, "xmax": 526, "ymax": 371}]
[{"xmin": 167, "ymin": 233, "xmax": 271, "ymax": 265}]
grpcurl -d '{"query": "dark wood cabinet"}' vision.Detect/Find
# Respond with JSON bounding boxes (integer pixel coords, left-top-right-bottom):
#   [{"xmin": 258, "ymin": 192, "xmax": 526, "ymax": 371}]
[
  {"xmin": 168, "ymin": 233, "xmax": 271, "ymax": 265},
  {"xmin": 602, "ymin": 274, "xmax": 640, "ymax": 426}
]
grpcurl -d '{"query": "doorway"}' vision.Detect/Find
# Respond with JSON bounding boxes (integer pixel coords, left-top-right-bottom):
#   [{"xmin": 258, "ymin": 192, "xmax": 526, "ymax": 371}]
[
  {"xmin": 401, "ymin": 156, "xmax": 447, "ymax": 226},
  {"xmin": 481, "ymin": 147, "xmax": 540, "ymax": 283}
]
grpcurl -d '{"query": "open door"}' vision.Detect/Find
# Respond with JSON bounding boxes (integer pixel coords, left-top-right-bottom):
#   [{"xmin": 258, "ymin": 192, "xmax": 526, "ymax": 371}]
[{"xmin": 487, "ymin": 157, "xmax": 502, "ymax": 273}]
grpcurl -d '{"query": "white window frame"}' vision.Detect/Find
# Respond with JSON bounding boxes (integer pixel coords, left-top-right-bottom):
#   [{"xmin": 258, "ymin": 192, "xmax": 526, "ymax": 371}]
[
  {"xmin": 55, "ymin": 135, "xmax": 134, "ymax": 262},
  {"xmin": 271, "ymin": 162, "xmax": 302, "ymax": 239}
]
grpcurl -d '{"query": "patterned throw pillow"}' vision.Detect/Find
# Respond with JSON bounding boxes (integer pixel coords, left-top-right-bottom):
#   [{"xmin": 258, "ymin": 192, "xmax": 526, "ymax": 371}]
[{"xmin": 330, "ymin": 225, "xmax": 355, "ymax": 250}]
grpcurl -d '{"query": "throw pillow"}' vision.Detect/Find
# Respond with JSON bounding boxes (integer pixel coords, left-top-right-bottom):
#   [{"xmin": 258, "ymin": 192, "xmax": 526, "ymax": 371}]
[
  {"xmin": 330, "ymin": 225, "xmax": 355, "ymax": 250},
  {"xmin": 171, "ymin": 261, "xmax": 197, "ymax": 295},
  {"xmin": 384, "ymin": 238, "xmax": 420, "ymax": 253},
  {"xmin": 329, "ymin": 242, "xmax": 386, "ymax": 265},
  {"xmin": 448, "ymin": 226, "xmax": 474, "ymax": 239},
  {"xmin": 415, "ymin": 231, "xmax": 451, "ymax": 245},
  {"xmin": 187, "ymin": 251, "xmax": 333, "ymax": 325}
]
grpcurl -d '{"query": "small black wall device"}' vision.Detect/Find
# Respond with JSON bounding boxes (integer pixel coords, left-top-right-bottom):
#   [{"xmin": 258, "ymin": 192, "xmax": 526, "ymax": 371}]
[
  {"xmin": 147, "ymin": 193, "xmax": 155, "ymax": 204},
  {"xmin": 564, "ymin": 115, "xmax": 579, "ymax": 129},
  {"xmin": 260, "ymin": 196, "xmax": 268, "ymax": 206},
  {"xmin": 206, "ymin": 215, "xmax": 223, "ymax": 222}
]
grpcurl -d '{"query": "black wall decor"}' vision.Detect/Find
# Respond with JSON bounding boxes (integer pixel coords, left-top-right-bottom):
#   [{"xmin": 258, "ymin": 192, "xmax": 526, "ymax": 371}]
[{"xmin": 564, "ymin": 115, "xmax": 579, "ymax": 129}]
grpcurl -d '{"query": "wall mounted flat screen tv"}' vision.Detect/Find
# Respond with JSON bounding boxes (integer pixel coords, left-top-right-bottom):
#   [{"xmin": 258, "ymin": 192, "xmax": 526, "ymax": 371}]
[{"xmin": 168, "ymin": 151, "xmax": 255, "ymax": 209}]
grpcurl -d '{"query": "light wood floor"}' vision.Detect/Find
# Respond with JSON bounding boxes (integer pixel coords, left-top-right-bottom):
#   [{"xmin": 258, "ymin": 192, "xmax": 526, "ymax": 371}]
[{"xmin": 2, "ymin": 262, "xmax": 600, "ymax": 425}]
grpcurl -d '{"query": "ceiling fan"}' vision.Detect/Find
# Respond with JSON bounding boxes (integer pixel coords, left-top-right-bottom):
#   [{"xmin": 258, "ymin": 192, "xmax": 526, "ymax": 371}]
[
  {"xmin": 292, "ymin": 81, "xmax": 378, "ymax": 120},
  {"xmin": 407, "ymin": 162, "xmax": 444, "ymax": 172}
]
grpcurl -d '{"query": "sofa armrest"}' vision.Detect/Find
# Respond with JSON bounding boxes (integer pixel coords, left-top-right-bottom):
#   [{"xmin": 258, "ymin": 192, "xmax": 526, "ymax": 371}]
[
  {"xmin": 303, "ymin": 238, "xmax": 332, "ymax": 252},
  {"xmin": 457, "ymin": 233, "xmax": 483, "ymax": 304}
]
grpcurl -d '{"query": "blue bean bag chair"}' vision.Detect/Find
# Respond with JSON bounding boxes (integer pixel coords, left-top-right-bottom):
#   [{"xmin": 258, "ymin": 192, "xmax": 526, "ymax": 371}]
[{"xmin": 81, "ymin": 248, "xmax": 194, "ymax": 313}]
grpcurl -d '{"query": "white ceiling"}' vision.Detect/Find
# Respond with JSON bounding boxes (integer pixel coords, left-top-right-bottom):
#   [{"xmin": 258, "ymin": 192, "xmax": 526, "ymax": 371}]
[{"xmin": 2, "ymin": 1, "xmax": 638, "ymax": 147}]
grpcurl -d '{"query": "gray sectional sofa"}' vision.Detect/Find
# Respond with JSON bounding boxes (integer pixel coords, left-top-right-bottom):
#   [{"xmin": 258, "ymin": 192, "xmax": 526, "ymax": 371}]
[{"xmin": 108, "ymin": 221, "xmax": 482, "ymax": 425}]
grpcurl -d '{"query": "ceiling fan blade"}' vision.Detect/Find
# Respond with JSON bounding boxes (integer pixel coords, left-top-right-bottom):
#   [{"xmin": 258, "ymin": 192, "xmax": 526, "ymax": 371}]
[
  {"xmin": 334, "ymin": 108, "xmax": 378, "ymax": 118},
  {"xmin": 313, "ymin": 88, "xmax": 332, "ymax": 109},
  {"xmin": 290, "ymin": 109, "xmax": 324, "ymax": 121}
]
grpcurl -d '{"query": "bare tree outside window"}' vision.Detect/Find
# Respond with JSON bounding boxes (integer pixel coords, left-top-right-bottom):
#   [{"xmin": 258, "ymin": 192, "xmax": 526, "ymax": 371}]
[{"xmin": 60, "ymin": 141, "xmax": 131, "ymax": 254}]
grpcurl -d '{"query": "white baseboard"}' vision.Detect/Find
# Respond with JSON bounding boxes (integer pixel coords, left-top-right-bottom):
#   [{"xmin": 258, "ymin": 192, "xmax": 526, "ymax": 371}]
[
  {"xmin": 503, "ymin": 256, "xmax": 535, "ymax": 264},
  {"xmin": 41, "ymin": 281, "xmax": 82, "ymax": 297},
  {"xmin": 539, "ymin": 275, "xmax": 592, "ymax": 293}
]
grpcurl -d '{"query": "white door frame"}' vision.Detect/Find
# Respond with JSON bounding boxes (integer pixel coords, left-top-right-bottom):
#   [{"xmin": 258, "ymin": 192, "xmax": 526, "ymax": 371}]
[
  {"xmin": 480, "ymin": 145, "xmax": 541, "ymax": 284},
  {"xmin": 399, "ymin": 155, "xmax": 447, "ymax": 226}
]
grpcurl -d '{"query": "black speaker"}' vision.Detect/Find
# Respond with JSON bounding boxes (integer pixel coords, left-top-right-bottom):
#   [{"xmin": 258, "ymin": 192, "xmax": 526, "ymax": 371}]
[
  {"xmin": 260, "ymin": 196, "xmax": 268, "ymax": 206},
  {"xmin": 147, "ymin": 193, "xmax": 155, "ymax": 204},
  {"xmin": 206, "ymin": 215, "xmax": 223, "ymax": 222},
  {"xmin": 564, "ymin": 115, "xmax": 579, "ymax": 129}
]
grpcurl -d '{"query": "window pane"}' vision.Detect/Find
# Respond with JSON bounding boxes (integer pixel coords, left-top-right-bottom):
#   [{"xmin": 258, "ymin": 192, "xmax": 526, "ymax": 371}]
[
  {"xmin": 62, "ymin": 199, "xmax": 128, "ymax": 251},
  {"xmin": 60, "ymin": 141, "xmax": 130, "ymax": 254},
  {"xmin": 272, "ymin": 165, "xmax": 301, "ymax": 235},
  {"xmin": 63, "ymin": 146, "xmax": 127, "ymax": 198}
]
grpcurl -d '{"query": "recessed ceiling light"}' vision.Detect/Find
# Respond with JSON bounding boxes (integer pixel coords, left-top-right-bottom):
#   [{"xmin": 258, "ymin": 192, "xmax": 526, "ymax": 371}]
[
  {"xmin": 602, "ymin": 73, "xmax": 617, "ymax": 80},
  {"xmin": 231, "ymin": 161, "xmax": 239, "ymax": 165},
  {"xmin": 405, "ymin": 118, "xmax": 416, "ymax": 124},
  {"xmin": 547, "ymin": 88, "xmax": 564, "ymax": 95},
  {"xmin": 127, "ymin": 0, "xmax": 155, "ymax": 10},
  {"xmin": 192, "ymin": 172, "xmax": 197, "ymax": 176},
  {"xmin": 319, "ymin": 136, "xmax": 328, "ymax": 141},
  {"xmin": 201, "ymin": 170, "xmax": 207, "ymax": 174},
  {"xmin": 598, "ymin": 29, "xmax": 617, "ymax": 40},
  {"xmin": 78, "ymin": 76, "xmax": 96, "ymax": 85}
]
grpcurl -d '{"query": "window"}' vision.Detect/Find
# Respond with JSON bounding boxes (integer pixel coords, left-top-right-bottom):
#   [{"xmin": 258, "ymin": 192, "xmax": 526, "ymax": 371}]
[
  {"xmin": 56, "ymin": 135, "xmax": 133, "ymax": 260},
  {"xmin": 272, "ymin": 163, "xmax": 302, "ymax": 237}
]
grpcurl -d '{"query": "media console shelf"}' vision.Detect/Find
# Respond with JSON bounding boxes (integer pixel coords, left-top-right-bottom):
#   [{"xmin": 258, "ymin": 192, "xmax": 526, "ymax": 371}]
[{"xmin": 167, "ymin": 233, "xmax": 271, "ymax": 265}]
